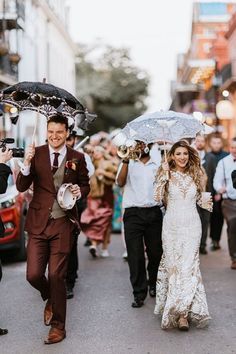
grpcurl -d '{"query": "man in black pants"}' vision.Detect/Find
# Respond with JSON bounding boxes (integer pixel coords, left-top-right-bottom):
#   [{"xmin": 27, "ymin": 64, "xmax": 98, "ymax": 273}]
[
  {"xmin": 65, "ymin": 132, "xmax": 94, "ymax": 299},
  {"xmin": 195, "ymin": 135, "xmax": 217, "ymax": 254},
  {"xmin": 0, "ymin": 146, "xmax": 13, "ymax": 335},
  {"xmin": 209, "ymin": 135, "xmax": 228, "ymax": 250},
  {"xmin": 116, "ymin": 142, "xmax": 162, "ymax": 308}
]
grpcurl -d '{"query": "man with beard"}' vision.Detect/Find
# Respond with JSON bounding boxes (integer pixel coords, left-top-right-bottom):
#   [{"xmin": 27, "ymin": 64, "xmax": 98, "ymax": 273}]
[{"xmin": 116, "ymin": 142, "xmax": 163, "ymax": 308}]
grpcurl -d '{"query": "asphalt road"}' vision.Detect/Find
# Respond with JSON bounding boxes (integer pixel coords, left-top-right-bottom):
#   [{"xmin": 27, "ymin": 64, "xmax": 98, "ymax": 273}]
[{"xmin": 1, "ymin": 229, "xmax": 236, "ymax": 354}]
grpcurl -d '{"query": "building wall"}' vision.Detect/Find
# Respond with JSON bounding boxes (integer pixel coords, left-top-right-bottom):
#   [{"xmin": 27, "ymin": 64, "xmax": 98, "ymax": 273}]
[{"xmin": 11, "ymin": 0, "xmax": 76, "ymax": 145}]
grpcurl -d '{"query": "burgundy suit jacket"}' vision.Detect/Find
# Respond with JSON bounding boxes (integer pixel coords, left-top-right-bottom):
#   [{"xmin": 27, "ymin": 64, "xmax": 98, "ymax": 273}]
[{"xmin": 16, "ymin": 144, "xmax": 90, "ymax": 234}]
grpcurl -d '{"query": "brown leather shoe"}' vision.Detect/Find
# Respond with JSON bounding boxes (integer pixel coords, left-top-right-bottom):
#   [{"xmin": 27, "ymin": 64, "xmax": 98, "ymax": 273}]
[
  {"xmin": 44, "ymin": 300, "xmax": 53, "ymax": 326},
  {"xmin": 231, "ymin": 261, "xmax": 236, "ymax": 270},
  {"xmin": 44, "ymin": 327, "xmax": 66, "ymax": 345},
  {"xmin": 178, "ymin": 317, "xmax": 189, "ymax": 331}
]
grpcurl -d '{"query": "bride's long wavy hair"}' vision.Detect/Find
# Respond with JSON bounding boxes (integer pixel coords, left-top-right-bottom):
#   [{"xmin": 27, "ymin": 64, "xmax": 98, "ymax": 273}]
[{"xmin": 167, "ymin": 140, "xmax": 205, "ymax": 193}]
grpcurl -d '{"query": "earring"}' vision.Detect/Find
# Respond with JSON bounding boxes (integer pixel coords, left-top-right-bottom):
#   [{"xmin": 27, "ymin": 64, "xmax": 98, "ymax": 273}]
[{"xmin": 144, "ymin": 146, "xmax": 149, "ymax": 154}]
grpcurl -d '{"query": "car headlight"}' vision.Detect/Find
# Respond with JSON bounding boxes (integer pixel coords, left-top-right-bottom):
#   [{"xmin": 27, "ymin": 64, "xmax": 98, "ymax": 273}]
[{"xmin": 0, "ymin": 198, "xmax": 16, "ymax": 209}]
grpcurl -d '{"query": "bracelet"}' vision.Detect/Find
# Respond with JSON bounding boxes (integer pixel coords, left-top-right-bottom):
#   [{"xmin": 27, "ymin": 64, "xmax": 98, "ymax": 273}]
[{"xmin": 122, "ymin": 159, "xmax": 129, "ymax": 164}]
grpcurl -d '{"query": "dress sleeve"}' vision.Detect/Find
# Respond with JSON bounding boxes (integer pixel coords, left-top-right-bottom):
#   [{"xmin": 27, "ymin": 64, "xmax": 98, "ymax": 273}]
[
  {"xmin": 154, "ymin": 171, "xmax": 168, "ymax": 204},
  {"xmin": 196, "ymin": 192, "xmax": 213, "ymax": 212}
]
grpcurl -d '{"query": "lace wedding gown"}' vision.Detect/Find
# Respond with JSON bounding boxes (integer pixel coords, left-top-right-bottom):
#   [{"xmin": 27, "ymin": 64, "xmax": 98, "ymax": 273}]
[{"xmin": 154, "ymin": 171, "xmax": 211, "ymax": 329}]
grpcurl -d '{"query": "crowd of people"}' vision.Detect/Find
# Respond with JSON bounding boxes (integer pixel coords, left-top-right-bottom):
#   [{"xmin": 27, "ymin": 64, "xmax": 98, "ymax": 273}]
[{"xmin": 1, "ymin": 114, "xmax": 236, "ymax": 343}]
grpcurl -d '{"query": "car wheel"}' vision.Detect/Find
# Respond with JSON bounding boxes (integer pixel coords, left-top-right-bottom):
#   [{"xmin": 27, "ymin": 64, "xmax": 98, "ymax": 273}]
[{"xmin": 14, "ymin": 208, "xmax": 28, "ymax": 262}]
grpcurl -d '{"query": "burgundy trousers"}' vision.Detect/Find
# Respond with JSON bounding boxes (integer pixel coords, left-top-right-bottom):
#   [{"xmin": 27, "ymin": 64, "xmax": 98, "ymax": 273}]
[{"xmin": 26, "ymin": 217, "xmax": 74, "ymax": 330}]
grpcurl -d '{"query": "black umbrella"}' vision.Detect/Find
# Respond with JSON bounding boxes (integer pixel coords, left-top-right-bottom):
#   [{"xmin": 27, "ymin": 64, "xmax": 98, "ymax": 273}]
[{"xmin": 0, "ymin": 81, "xmax": 97, "ymax": 130}]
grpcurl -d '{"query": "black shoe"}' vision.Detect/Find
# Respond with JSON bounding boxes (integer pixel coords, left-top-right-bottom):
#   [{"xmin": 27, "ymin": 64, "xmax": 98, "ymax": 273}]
[
  {"xmin": 0, "ymin": 328, "xmax": 8, "ymax": 335},
  {"xmin": 149, "ymin": 286, "xmax": 156, "ymax": 297},
  {"xmin": 89, "ymin": 245, "xmax": 97, "ymax": 258},
  {"xmin": 210, "ymin": 241, "xmax": 221, "ymax": 251},
  {"xmin": 200, "ymin": 246, "xmax": 208, "ymax": 255},
  {"xmin": 66, "ymin": 286, "xmax": 74, "ymax": 299},
  {"xmin": 131, "ymin": 298, "xmax": 144, "ymax": 308},
  {"xmin": 84, "ymin": 238, "xmax": 92, "ymax": 247}
]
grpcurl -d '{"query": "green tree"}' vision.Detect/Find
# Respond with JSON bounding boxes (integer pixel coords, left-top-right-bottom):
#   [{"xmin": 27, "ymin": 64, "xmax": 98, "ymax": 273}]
[{"xmin": 76, "ymin": 44, "xmax": 149, "ymax": 132}]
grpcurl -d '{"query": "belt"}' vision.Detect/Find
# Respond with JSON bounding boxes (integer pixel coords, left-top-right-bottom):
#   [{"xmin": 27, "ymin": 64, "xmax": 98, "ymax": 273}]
[{"xmin": 125, "ymin": 205, "xmax": 159, "ymax": 210}]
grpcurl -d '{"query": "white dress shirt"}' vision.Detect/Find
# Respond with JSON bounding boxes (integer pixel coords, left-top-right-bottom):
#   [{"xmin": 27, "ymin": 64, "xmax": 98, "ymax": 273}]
[
  {"xmin": 78, "ymin": 148, "xmax": 94, "ymax": 178},
  {"xmin": 20, "ymin": 145, "xmax": 67, "ymax": 176},
  {"xmin": 213, "ymin": 154, "xmax": 236, "ymax": 200},
  {"xmin": 117, "ymin": 157, "xmax": 160, "ymax": 208}
]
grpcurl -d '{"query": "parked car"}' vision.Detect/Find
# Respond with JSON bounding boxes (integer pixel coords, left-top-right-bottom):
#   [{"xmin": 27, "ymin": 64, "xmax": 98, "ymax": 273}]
[{"xmin": 0, "ymin": 170, "xmax": 28, "ymax": 261}]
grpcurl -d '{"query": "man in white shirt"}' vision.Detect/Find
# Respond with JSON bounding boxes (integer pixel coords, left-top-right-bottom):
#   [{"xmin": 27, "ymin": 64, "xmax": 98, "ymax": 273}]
[
  {"xmin": 116, "ymin": 143, "xmax": 162, "ymax": 308},
  {"xmin": 213, "ymin": 137, "xmax": 236, "ymax": 270}
]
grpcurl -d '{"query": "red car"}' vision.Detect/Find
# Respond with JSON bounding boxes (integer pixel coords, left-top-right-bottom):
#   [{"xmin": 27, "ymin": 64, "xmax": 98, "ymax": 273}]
[{"xmin": 0, "ymin": 170, "xmax": 28, "ymax": 261}]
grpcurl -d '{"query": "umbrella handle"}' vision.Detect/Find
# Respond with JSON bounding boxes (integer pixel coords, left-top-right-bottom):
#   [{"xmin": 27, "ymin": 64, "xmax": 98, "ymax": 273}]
[
  {"xmin": 163, "ymin": 140, "xmax": 169, "ymax": 180},
  {"xmin": 32, "ymin": 122, "xmax": 37, "ymax": 144},
  {"xmin": 32, "ymin": 106, "xmax": 40, "ymax": 144}
]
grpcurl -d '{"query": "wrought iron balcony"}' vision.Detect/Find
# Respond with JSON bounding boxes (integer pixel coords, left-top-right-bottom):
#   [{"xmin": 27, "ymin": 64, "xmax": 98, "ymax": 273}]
[
  {"xmin": 0, "ymin": 0, "xmax": 25, "ymax": 31},
  {"xmin": 0, "ymin": 53, "xmax": 18, "ymax": 87}
]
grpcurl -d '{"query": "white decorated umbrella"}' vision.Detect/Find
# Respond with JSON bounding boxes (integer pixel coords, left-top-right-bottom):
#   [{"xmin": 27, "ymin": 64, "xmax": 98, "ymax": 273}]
[
  {"xmin": 113, "ymin": 110, "xmax": 213, "ymax": 164},
  {"xmin": 120, "ymin": 110, "xmax": 212, "ymax": 144}
]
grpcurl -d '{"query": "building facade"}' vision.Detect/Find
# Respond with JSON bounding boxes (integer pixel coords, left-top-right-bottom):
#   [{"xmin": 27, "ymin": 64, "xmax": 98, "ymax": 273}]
[
  {"xmin": 0, "ymin": 0, "xmax": 76, "ymax": 144},
  {"xmin": 171, "ymin": 2, "xmax": 236, "ymax": 140}
]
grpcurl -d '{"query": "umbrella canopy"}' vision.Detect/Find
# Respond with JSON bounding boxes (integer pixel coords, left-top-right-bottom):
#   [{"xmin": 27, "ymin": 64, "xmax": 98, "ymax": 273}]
[
  {"xmin": 0, "ymin": 81, "xmax": 97, "ymax": 130},
  {"xmin": 117, "ymin": 110, "xmax": 212, "ymax": 144}
]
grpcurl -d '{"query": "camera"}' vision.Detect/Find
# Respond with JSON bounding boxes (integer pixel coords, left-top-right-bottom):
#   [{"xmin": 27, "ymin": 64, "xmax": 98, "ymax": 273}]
[{"xmin": 0, "ymin": 138, "xmax": 24, "ymax": 158}]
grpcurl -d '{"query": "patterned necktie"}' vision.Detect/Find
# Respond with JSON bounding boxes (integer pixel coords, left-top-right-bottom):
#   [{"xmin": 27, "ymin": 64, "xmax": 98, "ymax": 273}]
[{"xmin": 52, "ymin": 152, "xmax": 60, "ymax": 174}]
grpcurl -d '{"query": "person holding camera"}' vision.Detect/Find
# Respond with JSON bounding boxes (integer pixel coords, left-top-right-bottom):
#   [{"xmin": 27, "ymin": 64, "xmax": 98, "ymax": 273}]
[{"xmin": 0, "ymin": 146, "xmax": 13, "ymax": 336}]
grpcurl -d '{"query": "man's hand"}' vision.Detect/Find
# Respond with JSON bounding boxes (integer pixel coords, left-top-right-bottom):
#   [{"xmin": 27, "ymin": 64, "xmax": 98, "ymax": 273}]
[
  {"xmin": 0, "ymin": 147, "xmax": 13, "ymax": 164},
  {"xmin": 214, "ymin": 193, "xmax": 222, "ymax": 202},
  {"xmin": 70, "ymin": 184, "xmax": 81, "ymax": 199},
  {"xmin": 218, "ymin": 187, "xmax": 226, "ymax": 195},
  {"xmin": 24, "ymin": 143, "xmax": 35, "ymax": 166}
]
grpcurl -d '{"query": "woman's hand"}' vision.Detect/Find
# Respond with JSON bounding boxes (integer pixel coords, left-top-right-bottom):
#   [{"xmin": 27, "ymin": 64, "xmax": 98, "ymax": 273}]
[
  {"xmin": 95, "ymin": 168, "xmax": 104, "ymax": 176},
  {"xmin": 162, "ymin": 162, "xmax": 170, "ymax": 172}
]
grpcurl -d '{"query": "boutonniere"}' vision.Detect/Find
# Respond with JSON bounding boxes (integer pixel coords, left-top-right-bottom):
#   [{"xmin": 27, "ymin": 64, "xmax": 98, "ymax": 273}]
[{"xmin": 65, "ymin": 159, "xmax": 79, "ymax": 173}]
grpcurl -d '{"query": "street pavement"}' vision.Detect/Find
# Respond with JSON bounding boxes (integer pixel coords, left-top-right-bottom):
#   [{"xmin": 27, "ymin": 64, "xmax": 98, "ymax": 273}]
[{"xmin": 1, "ymin": 229, "xmax": 236, "ymax": 354}]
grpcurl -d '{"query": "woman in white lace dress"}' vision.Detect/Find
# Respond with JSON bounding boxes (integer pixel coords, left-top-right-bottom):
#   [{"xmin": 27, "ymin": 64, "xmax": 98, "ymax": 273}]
[{"xmin": 154, "ymin": 140, "xmax": 212, "ymax": 331}]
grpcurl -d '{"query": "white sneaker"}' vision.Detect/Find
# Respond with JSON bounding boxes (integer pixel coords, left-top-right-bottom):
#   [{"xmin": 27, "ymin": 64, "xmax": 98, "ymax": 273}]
[
  {"xmin": 122, "ymin": 251, "xmax": 128, "ymax": 261},
  {"xmin": 100, "ymin": 249, "xmax": 110, "ymax": 258}
]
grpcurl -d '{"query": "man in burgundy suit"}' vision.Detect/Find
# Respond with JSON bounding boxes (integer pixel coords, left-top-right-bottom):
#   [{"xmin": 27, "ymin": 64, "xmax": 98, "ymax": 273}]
[{"xmin": 16, "ymin": 114, "xmax": 90, "ymax": 344}]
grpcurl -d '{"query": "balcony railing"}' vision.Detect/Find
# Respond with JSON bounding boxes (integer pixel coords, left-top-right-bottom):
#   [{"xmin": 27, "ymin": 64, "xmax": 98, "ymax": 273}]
[
  {"xmin": 0, "ymin": 0, "xmax": 25, "ymax": 30},
  {"xmin": 0, "ymin": 53, "xmax": 18, "ymax": 84}
]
